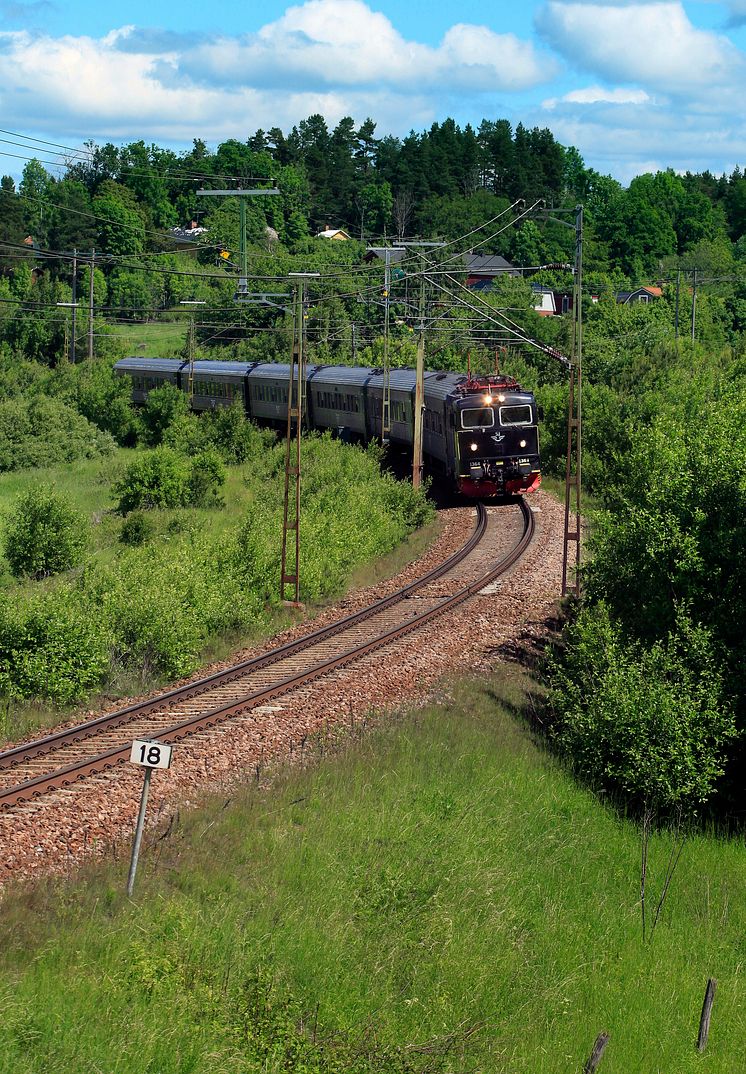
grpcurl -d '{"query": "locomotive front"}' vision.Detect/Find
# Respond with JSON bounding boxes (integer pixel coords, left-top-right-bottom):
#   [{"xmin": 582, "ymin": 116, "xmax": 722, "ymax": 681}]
[{"xmin": 454, "ymin": 375, "xmax": 541, "ymax": 498}]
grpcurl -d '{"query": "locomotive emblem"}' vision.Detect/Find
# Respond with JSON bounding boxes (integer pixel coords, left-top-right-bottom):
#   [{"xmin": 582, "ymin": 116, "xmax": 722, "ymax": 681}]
[{"xmin": 491, "ymin": 432, "xmax": 505, "ymax": 443}]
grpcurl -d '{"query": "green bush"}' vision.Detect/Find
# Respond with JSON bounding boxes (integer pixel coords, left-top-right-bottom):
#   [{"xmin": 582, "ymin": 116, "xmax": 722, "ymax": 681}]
[
  {"xmin": 186, "ymin": 449, "xmax": 225, "ymax": 506},
  {"xmin": 0, "ymin": 395, "xmax": 115, "ymax": 473},
  {"xmin": 139, "ymin": 383, "xmax": 189, "ymax": 446},
  {"xmin": 113, "ymin": 448, "xmax": 190, "ymax": 513},
  {"xmin": 201, "ymin": 404, "xmax": 276, "ymax": 463},
  {"xmin": 83, "ymin": 540, "xmax": 260, "ymax": 679},
  {"xmin": 114, "ymin": 447, "xmax": 225, "ymax": 513},
  {"xmin": 73, "ymin": 359, "xmax": 139, "ymax": 445},
  {"xmin": 119, "ymin": 511, "xmax": 155, "ymax": 546},
  {"xmin": 548, "ymin": 604, "xmax": 736, "ymax": 815},
  {"xmin": 2, "ymin": 486, "xmax": 89, "ymax": 579},
  {"xmin": 0, "ymin": 589, "xmax": 110, "ymax": 704},
  {"xmin": 163, "ymin": 404, "xmax": 276, "ymax": 464}
]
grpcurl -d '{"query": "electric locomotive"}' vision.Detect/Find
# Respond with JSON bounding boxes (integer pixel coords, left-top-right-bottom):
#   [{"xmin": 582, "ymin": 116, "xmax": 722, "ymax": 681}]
[{"xmin": 114, "ymin": 358, "xmax": 541, "ymax": 499}]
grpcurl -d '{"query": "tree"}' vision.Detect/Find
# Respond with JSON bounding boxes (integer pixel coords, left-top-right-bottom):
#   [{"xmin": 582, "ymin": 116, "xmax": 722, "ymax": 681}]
[
  {"xmin": 2, "ymin": 486, "xmax": 88, "ymax": 578},
  {"xmin": 511, "ymin": 220, "xmax": 544, "ymax": 267},
  {"xmin": 92, "ymin": 181, "xmax": 146, "ymax": 255},
  {"xmin": 0, "ymin": 177, "xmax": 26, "ymax": 275},
  {"xmin": 47, "ymin": 177, "xmax": 97, "ymax": 254},
  {"xmin": 19, "ymin": 159, "xmax": 53, "ymax": 248}
]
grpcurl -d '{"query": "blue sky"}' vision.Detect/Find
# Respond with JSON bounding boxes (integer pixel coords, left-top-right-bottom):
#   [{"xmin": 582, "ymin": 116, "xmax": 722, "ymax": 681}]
[{"xmin": 2, "ymin": 0, "xmax": 746, "ymax": 185}]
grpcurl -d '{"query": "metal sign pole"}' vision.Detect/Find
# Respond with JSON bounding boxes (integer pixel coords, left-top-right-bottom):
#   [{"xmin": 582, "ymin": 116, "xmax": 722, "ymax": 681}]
[
  {"xmin": 127, "ymin": 767, "xmax": 152, "ymax": 897},
  {"xmin": 126, "ymin": 738, "xmax": 173, "ymax": 896}
]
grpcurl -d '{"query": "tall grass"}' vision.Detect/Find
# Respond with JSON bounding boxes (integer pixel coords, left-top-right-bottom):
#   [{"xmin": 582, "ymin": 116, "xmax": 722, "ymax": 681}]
[
  {"xmin": 0, "ymin": 667, "xmax": 743, "ymax": 1072},
  {"xmin": 0, "ymin": 437, "xmax": 433, "ymax": 735}
]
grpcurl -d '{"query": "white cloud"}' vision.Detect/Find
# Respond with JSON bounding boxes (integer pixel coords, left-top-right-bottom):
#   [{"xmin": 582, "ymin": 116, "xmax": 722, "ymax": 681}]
[
  {"xmin": 537, "ymin": 93, "xmax": 746, "ymax": 181},
  {"xmin": 536, "ymin": 1, "xmax": 746, "ymax": 95},
  {"xmin": 544, "ymin": 85, "xmax": 650, "ymax": 108},
  {"xmin": 0, "ymin": 1, "xmax": 557, "ymax": 146},
  {"xmin": 182, "ymin": 0, "xmax": 556, "ymax": 92}
]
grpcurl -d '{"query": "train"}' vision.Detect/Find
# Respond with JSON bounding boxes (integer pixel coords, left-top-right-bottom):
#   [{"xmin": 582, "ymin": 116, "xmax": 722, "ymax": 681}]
[{"xmin": 114, "ymin": 357, "xmax": 542, "ymax": 498}]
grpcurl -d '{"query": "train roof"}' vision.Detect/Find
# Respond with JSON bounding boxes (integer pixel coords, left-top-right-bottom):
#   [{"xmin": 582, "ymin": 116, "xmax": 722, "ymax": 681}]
[
  {"xmin": 308, "ymin": 365, "xmax": 376, "ymax": 387},
  {"xmin": 191, "ymin": 360, "xmax": 255, "ymax": 376},
  {"xmin": 248, "ymin": 363, "xmax": 293, "ymax": 380},
  {"xmin": 115, "ymin": 357, "xmax": 186, "ymax": 373}
]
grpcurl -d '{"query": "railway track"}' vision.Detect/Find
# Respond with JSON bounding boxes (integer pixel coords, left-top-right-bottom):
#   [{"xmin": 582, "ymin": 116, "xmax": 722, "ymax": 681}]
[{"xmin": 0, "ymin": 501, "xmax": 534, "ymax": 812}]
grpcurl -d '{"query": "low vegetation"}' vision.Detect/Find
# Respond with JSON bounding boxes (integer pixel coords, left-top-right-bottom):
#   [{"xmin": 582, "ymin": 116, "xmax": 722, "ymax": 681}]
[
  {"xmin": 0, "ymin": 428, "xmax": 431, "ymax": 716},
  {"xmin": 0, "ymin": 672, "xmax": 742, "ymax": 1073}
]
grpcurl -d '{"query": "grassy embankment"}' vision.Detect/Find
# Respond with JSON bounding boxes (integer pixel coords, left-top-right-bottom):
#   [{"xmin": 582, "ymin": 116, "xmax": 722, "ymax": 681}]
[
  {"xmin": 0, "ymin": 438, "xmax": 435, "ymax": 743},
  {"xmin": 107, "ymin": 321, "xmax": 187, "ymax": 358},
  {"xmin": 0, "ymin": 669, "xmax": 743, "ymax": 1074}
]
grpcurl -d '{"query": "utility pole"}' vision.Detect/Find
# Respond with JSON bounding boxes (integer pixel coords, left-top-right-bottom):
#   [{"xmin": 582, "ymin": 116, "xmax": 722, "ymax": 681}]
[
  {"xmin": 691, "ymin": 267, "xmax": 697, "ymax": 342},
  {"xmin": 196, "ymin": 185, "xmax": 280, "ymax": 298},
  {"xmin": 88, "ymin": 249, "xmax": 95, "ymax": 361},
  {"xmin": 561, "ymin": 205, "xmax": 583, "ymax": 597},
  {"xmin": 382, "ymin": 249, "xmax": 393, "ymax": 442},
  {"xmin": 674, "ymin": 267, "xmax": 680, "ymax": 342},
  {"xmin": 71, "ymin": 248, "xmax": 77, "ymax": 363},
  {"xmin": 179, "ymin": 300, "xmax": 206, "ymax": 400},
  {"xmin": 412, "ymin": 276, "xmax": 426, "ymax": 489},
  {"xmin": 280, "ymin": 273, "xmax": 318, "ymax": 605}
]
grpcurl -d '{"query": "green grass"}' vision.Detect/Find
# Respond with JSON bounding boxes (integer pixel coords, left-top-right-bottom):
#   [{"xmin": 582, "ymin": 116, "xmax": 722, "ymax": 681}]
[
  {"xmin": 109, "ymin": 320, "xmax": 186, "ymax": 358},
  {"xmin": 0, "ymin": 447, "xmax": 437, "ymax": 740},
  {"xmin": 1, "ymin": 667, "xmax": 743, "ymax": 1073}
]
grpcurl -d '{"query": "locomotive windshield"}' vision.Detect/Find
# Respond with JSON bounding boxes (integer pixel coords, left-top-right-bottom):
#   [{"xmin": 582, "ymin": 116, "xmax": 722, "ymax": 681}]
[
  {"xmin": 499, "ymin": 405, "xmax": 533, "ymax": 426},
  {"xmin": 461, "ymin": 407, "xmax": 494, "ymax": 429}
]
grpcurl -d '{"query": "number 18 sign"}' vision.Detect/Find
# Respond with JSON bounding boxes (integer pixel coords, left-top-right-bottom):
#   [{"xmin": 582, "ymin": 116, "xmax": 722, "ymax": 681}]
[{"xmin": 129, "ymin": 739, "xmax": 173, "ymax": 770}]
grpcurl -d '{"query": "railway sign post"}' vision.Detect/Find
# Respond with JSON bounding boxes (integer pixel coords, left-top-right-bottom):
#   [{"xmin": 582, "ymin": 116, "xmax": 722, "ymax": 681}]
[{"xmin": 126, "ymin": 740, "xmax": 173, "ymax": 897}]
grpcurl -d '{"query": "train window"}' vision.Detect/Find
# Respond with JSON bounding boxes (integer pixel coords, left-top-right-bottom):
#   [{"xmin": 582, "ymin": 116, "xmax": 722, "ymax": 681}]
[
  {"xmin": 461, "ymin": 408, "xmax": 494, "ymax": 429},
  {"xmin": 499, "ymin": 405, "xmax": 532, "ymax": 426}
]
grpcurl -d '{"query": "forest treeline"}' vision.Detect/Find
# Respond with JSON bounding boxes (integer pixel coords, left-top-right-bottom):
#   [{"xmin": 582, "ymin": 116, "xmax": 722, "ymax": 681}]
[{"xmin": 2, "ymin": 114, "xmax": 746, "ymax": 282}]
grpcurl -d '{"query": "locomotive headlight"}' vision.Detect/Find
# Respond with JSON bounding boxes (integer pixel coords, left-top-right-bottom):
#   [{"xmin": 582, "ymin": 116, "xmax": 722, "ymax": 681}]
[
  {"xmin": 470, "ymin": 442, "xmax": 479, "ymax": 451},
  {"xmin": 497, "ymin": 393, "xmax": 505, "ymax": 402},
  {"xmin": 484, "ymin": 394, "xmax": 493, "ymax": 405},
  {"xmin": 520, "ymin": 439, "xmax": 527, "ymax": 448}
]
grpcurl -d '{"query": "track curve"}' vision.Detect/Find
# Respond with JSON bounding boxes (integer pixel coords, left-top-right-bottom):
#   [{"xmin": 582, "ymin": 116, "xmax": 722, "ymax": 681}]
[{"xmin": 0, "ymin": 500, "xmax": 533, "ymax": 811}]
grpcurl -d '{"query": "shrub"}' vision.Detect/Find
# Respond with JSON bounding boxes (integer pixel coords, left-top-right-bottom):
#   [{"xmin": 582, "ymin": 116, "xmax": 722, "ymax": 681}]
[
  {"xmin": 113, "ymin": 448, "xmax": 190, "ymax": 514},
  {"xmin": 114, "ymin": 447, "xmax": 226, "ymax": 514},
  {"xmin": 201, "ymin": 404, "xmax": 276, "ymax": 463},
  {"xmin": 2, "ymin": 486, "xmax": 89, "ymax": 579},
  {"xmin": 119, "ymin": 511, "xmax": 155, "ymax": 546},
  {"xmin": 0, "ymin": 589, "xmax": 110, "ymax": 704},
  {"xmin": 163, "ymin": 404, "xmax": 276, "ymax": 464},
  {"xmin": 186, "ymin": 449, "xmax": 226, "ymax": 507},
  {"xmin": 74, "ymin": 359, "xmax": 139, "ymax": 445},
  {"xmin": 139, "ymin": 383, "xmax": 189, "ymax": 446},
  {"xmin": 0, "ymin": 395, "xmax": 115, "ymax": 473},
  {"xmin": 548, "ymin": 604, "xmax": 736, "ymax": 815},
  {"xmin": 161, "ymin": 412, "xmax": 209, "ymax": 456}
]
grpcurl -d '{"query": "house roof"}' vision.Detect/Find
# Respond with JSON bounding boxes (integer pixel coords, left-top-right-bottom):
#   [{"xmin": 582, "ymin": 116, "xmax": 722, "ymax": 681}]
[
  {"xmin": 617, "ymin": 285, "xmax": 663, "ymax": 303},
  {"xmin": 316, "ymin": 228, "xmax": 351, "ymax": 239},
  {"xmin": 364, "ymin": 246, "xmax": 406, "ymax": 263},
  {"xmin": 463, "ymin": 254, "xmax": 517, "ymax": 276}
]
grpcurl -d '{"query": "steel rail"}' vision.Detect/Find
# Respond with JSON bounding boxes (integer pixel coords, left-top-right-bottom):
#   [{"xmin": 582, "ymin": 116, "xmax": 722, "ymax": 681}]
[
  {"xmin": 0, "ymin": 506, "xmax": 488, "ymax": 774},
  {"xmin": 0, "ymin": 501, "xmax": 533, "ymax": 810}
]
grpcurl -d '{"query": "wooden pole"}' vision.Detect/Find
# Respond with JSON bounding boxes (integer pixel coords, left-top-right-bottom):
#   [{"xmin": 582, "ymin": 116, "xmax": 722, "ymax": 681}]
[
  {"xmin": 412, "ymin": 277, "xmax": 425, "ymax": 489},
  {"xmin": 71, "ymin": 248, "xmax": 77, "ymax": 363},
  {"xmin": 88, "ymin": 249, "xmax": 95, "ymax": 361},
  {"xmin": 584, "ymin": 1031, "xmax": 609, "ymax": 1073},
  {"xmin": 697, "ymin": 978, "xmax": 717, "ymax": 1052},
  {"xmin": 561, "ymin": 205, "xmax": 583, "ymax": 596}
]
